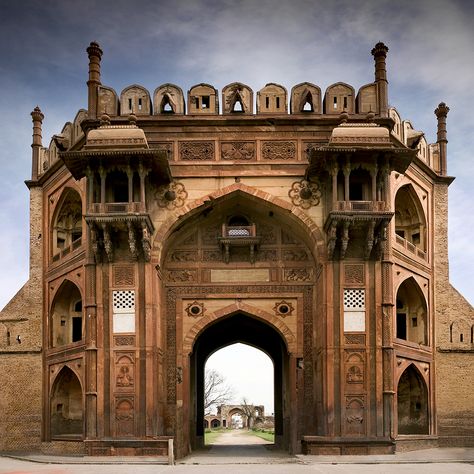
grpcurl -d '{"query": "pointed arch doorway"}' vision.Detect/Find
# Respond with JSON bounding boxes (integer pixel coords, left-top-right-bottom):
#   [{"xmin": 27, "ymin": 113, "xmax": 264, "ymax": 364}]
[{"xmin": 190, "ymin": 311, "xmax": 291, "ymax": 451}]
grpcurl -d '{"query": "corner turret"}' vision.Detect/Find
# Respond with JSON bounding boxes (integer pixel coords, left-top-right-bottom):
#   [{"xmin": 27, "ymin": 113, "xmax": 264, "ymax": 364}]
[
  {"xmin": 435, "ymin": 102, "xmax": 450, "ymax": 175},
  {"xmin": 30, "ymin": 106, "xmax": 44, "ymax": 181},
  {"xmin": 87, "ymin": 41, "xmax": 103, "ymax": 119},
  {"xmin": 371, "ymin": 42, "xmax": 389, "ymax": 118}
]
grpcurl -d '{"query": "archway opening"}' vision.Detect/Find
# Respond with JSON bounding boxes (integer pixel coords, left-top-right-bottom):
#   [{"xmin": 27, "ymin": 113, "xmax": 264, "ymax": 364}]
[
  {"xmin": 191, "ymin": 312, "xmax": 289, "ymax": 451},
  {"xmin": 204, "ymin": 343, "xmax": 274, "ymax": 445},
  {"xmin": 50, "ymin": 366, "xmax": 83, "ymax": 438},
  {"xmin": 397, "ymin": 365, "xmax": 429, "ymax": 435}
]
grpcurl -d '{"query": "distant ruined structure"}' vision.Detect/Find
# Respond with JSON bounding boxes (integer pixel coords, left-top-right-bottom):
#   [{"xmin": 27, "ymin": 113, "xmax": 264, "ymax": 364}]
[
  {"xmin": 0, "ymin": 41, "xmax": 472, "ymax": 458},
  {"xmin": 204, "ymin": 404, "xmax": 267, "ymax": 430}
]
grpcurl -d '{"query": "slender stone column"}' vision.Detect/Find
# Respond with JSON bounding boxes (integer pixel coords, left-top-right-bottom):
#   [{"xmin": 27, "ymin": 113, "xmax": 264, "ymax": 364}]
[
  {"xmin": 435, "ymin": 102, "xmax": 450, "ymax": 176},
  {"xmin": 371, "ymin": 42, "xmax": 389, "ymax": 117},
  {"xmin": 86, "ymin": 41, "xmax": 103, "ymax": 119},
  {"xmin": 343, "ymin": 159, "xmax": 351, "ymax": 202},
  {"xmin": 30, "ymin": 106, "xmax": 44, "ymax": 181}
]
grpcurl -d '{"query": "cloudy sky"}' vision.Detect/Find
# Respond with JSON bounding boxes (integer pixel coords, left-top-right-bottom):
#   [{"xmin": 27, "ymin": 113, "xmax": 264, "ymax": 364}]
[{"xmin": 0, "ymin": 0, "xmax": 472, "ymax": 412}]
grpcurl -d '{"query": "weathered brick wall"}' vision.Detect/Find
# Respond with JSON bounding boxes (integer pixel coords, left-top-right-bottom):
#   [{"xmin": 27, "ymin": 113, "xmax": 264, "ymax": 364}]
[
  {"xmin": 0, "ymin": 186, "xmax": 43, "ymax": 452},
  {"xmin": 436, "ymin": 285, "xmax": 474, "ymax": 446}
]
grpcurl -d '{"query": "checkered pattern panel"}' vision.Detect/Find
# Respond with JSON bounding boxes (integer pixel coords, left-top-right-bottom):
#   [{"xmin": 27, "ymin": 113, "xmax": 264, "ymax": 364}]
[
  {"xmin": 344, "ymin": 289, "xmax": 365, "ymax": 311},
  {"xmin": 113, "ymin": 290, "xmax": 135, "ymax": 312}
]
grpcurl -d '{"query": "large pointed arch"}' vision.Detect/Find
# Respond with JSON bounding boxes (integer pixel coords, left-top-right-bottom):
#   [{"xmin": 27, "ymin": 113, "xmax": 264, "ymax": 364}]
[
  {"xmin": 153, "ymin": 182, "xmax": 326, "ymax": 266},
  {"xmin": 397, "ymin": 364, "xmax": 429, "ymax": 435},
  {"xmin": 50, "ymin": 365, "xmax": 83, "ymax": 437}
]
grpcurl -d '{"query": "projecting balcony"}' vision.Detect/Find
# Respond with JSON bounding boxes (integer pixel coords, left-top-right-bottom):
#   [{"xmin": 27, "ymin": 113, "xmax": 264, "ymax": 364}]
[
  {"xmin": 395, "ymin": 234, "xmax": 427, "ymax": 261},
  {"xmin": 218, "ymin": 224, "xmax": 261, "ymax": 263},
  {"xmin": 332, "ymin": 200, "xmax": 387, "ymax": 212},
  {"xmin": 89, "ymin": 202, "xmax": 146, "ymax": 214}
]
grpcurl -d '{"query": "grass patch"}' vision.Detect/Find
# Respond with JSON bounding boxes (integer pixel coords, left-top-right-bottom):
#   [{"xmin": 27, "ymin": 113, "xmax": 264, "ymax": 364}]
[
  {"xmin": 204, "ymin": 429, "xmax": 224, "ymax": 445},
  {"xmin": 250, "ymin": 429, "xmax": 275, "ymax": 443}
]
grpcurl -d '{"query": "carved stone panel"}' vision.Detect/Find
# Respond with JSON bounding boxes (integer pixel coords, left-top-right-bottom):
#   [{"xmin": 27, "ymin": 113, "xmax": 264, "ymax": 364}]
[
  {"xmin": 344, "ymin": 264, "xmax": 365, "ymax": 285},
  {"xmin": 284, "ymin": 268, "xmax": 313, "ymax": 282},
  {"xmin": 344, "ymin": 351, "xmax": 365, "ymax": 388},
  {"xmin": 168, "ymin": 250, "xmax": 199, "ymax": 263},
  {"xmin": 115, "ymin": 397, "xmax": 135, "ymax": 437},
  {"xmin": 221, "ymin": 142, "xmax": 256, "ymax": 160},
  {"xmin": 344, "ymin": 396, "xmax": 366, "ymax": 436},
  {"xmin": 179, "ymin": 141, "xmax": 215, "ymax": 161},
  {"xmin": 115, "ymin": 354, "xmax": 135, "ymax": 389},
  {"xmin": 113, "ymin": 265, "xmax": 135, "ymax": 287},
  {"xmin": 261, "ymin": 141, "xmax": 296, "ymax": 160}
]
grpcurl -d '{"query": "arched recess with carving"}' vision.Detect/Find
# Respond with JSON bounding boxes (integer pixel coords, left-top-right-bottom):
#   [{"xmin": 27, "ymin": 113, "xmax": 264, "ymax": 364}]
[
  {"xmin": 394, "ymin": 184, "xmax": 427, "ymax": 253},
  {"xmin": 290, "ymin": 82, "xmax": 321, "ymax": 114},
  {"xmin": 51, "ymin": 187, "xmax": 83, "ymax": 261},
  {"xmin": 153, "ymin": 182, "xmax": 326, "ymax": 267},
  {"xmin": 222, "ymin": 82, "xmax": 253, "ymax": 114},
  {"xmin": 50, "ymin": 366, "xmax": 83, "ymax": 437},
  {"xmin": 395, "ymin": 277, "xmax": 428, "ymax": 345},
  {"xmin": 396, "ymin": 364, "xmax": 429, "ymax": 435},
  {"xmin": 50, "ymin": 279, "xmax": 84, "ymax": 348}
]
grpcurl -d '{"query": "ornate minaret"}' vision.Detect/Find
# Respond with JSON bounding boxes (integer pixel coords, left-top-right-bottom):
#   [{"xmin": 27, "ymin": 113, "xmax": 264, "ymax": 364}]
[
  {"xmin": 435, "ymin": 102, "xmax": 450, "ymax": 176},
  {"xmin": 30, "ymin": 106, "xmax": 44, "ymax": 181},
  {"xmin": 371, "ymin": 42, "xmax": 389, "ymax": 118},
  {"xmin": 86, "ymin": 41, "xmax": 103, "ymax": 120}
]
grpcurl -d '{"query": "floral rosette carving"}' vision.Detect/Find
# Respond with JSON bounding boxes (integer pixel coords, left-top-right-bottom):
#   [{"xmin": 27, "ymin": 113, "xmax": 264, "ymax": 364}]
[
  {"xmin": 288, "ymin": 179, "xmax": 321, "ymax": 209},
  {"xmin": 156, "ymin": 181, "xmax": 188, "ymax": 209}
]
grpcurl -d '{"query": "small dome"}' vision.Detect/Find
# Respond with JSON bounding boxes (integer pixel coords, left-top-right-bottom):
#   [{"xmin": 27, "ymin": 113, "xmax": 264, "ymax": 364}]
[{"xmin": 85, "ymin": 123, "xmax": 148, "ymax": 150}]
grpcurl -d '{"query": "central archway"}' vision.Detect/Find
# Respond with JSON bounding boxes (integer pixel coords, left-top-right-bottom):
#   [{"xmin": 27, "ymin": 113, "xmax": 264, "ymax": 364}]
[{"xmin": 190, "ymin": 311, "xmax": 291, "ymax": 451}]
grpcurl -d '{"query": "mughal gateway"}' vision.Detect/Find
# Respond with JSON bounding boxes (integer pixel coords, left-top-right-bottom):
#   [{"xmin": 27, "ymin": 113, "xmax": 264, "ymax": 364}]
[{"xmin": 0, "ymin": 41, "xmax": 473, "ymax": 458}]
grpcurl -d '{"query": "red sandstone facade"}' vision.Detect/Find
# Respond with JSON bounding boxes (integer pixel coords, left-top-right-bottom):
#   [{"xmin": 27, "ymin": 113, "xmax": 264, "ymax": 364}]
[{"xmin": 0, "ymin": 41, "xmax": 473, "ymax": 457}]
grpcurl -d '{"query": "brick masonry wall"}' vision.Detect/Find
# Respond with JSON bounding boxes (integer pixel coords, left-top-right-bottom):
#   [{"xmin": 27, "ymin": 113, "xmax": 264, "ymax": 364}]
[{"xmin": 0, "ymin": 186, "xmax": 43, "ymax": 452}]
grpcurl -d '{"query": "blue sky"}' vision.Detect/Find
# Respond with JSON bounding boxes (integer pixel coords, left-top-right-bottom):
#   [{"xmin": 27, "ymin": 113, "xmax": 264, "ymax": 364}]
[{"xmin": 0, "ymin": 0, "xmax": 472, "ymax": 410}]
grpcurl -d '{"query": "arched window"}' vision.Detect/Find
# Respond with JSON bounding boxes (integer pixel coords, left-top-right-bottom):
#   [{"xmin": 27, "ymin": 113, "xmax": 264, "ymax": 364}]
[
  {"xmin": 397, "ymin": 365, "xmax": 429, "ymax": 434},
  {"xmin": 160, "ymin": 94, "xmax": 174, "ymax": 113},
  {"xmin": 50, "ymin": 281, "xmax": 83, "ymax": 347},
  {"xmin": 50, "ymin": 366, "xmax": 83, "ymax": 437},
  {"xmin": 396, "ymin": 278, "xmax": 428, "ymax": 345},
  {"xmin": 52, "ymin": 189, "xmax": 82, "ymax": 260},
  {"xmin": 349, "ymin": 168, "xmax": 372, "ymax": 201},
  {"xmin": 395, "ymin": 185, "xmax": 427, "ymax": 252}
]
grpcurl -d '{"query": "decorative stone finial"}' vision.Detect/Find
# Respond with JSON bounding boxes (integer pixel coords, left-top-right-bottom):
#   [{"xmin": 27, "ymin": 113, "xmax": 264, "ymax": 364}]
[
  {"xmin": 31, "ymin": 106, "xmax": 44, "ymax": 123},
  {"xmin": 366, "ymin": 110, "xmax": 375, "ymax": 122},
  {"xmin": 371, "ymin": 42, "xmax": 389, "ymax": 57},
  {"xmin": 100, "ymin": 113, "xmax": 111, "ymax": 126},
  {"xmin": 87, "ymin": 41, "xmax": 103, "ymax": 59},
  {"xmin": 128, "ymin": 113, "xmax": 137, "ymax": 125},
  {"xmin": 435, "ymin": 102, "xmax": 450, "ymax": 118},
  {"xmin": 339, "ymin": 110, "xmax": 349, "ymax": 123}
]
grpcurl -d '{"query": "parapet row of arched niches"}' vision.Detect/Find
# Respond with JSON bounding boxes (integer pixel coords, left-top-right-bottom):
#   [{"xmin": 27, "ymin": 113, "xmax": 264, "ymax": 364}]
[{"xmin": 97, "ymin": 81, "xmax": 379, "ymax": 116}]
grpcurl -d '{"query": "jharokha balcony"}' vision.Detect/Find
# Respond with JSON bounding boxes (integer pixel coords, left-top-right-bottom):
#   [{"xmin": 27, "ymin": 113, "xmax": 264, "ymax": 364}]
[{"xmin": 218, "ymin": 223, "xmax": 261, "ymax": 264}]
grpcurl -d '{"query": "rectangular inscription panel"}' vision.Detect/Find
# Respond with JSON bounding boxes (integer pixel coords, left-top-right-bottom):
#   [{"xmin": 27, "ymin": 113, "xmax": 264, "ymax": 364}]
[{"xmin": 210, "ymin": 269, "xmax": 270, "ymax": 283}]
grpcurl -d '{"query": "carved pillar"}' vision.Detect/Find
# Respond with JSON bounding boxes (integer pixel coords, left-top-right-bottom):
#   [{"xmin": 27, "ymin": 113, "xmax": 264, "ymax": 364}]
[
  {"xmin": 380, "ymin": 161, "xmax": 394, "ymax": 438},
  {"xmin": 138, "ymin": 163, "xmax": 147, "ymax": 212},
  {"xmin": 86, "ymin": 41, "xmax": 103, "ymax": 120},
  {"xmin": 435, "ymin": 102, "xmax": 450, "ymax": 176},
  {"xmin": 340, "ymin": 220, "xmax": 350, "ymax": 259},
  {"xmin": 84, "ymin": 213, "xmax": 98, "ymax": 439},
  {"xmin": 86, "ymin": 167, "xmax": 94, "ymax": 212},
  {"xmin": 127, "ymin": 166, "xmax": 133, "ymax": 204},
  {"xmin": 371, "ymin": 42, "xmax": 389, "ymax": 118},
  {"xmin": 343, "ymin": 159, "xmax": 351, "ymax": 202},
  {"xmin": 99, "ymin": 167, "xmax": 106, "ymax": 210},
  {"xmin": 370, "ymin": 165, "xmax": 378, "ymax": 202},
  {"xmin": 30, "ymin": 106, "xmax": 44, "ymax": 181},
  {"xmin": 331, "ymin": 162, "xmax": 338, "ymax": 207}
]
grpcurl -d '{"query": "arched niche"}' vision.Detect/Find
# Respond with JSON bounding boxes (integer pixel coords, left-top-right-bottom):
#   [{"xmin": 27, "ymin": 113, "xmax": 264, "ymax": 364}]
[
  {"xmin": 394, "ymin": 184, "xmax": 427, "ymax": 252},
  {"xmin": 51, "ymin": 188, "xmax": 83, "ymax": 260},
  {"xmin": 120, "ymin": 84, "xmax": 152, "ymax": 115},
  {"xmin": 290, "ymin": 82, "xmax": 321, "ymax": 114},
  {"xmin": 72, "ymin": 109, "xmax": 88, "ymax": 144},
  {"xmin": 397, "ymin": 365, "xmax": 429, "ymax": 435},
  {"xmin": 256, "ymin": 83, "xmax": 287, "ymax": 114},
  {"xmin": 50, "ymin": 280, "xmax": 83, "ymax": 348},
  {"xmin": 188, "ymin": 83, "xmax": 219, "ymax": 114},
  {"xmin": 356, "ymin": 83, "xmax": 377, "ymax": 114},
  {"xmin": 389, "ymin": 108, "xmax": 403, "ymax": 141},
  {"xmin": 395, "ymin": 277, "xmax": 428, "ymax": 345},
  {"xmin": 323, "ymin": 82, "xmax": 355, "ymax": 114},
  {"xmin": 417, "ymin": 135, "xmax": 428, "ymax": 163},
  {"xmin": 154, "ymin": 83, "xmax": 185, "ymax": 115},
  {"xmin": 98, "ymin": 85, "xmax": 119, "ymax": 116},
  {"xmin": 50, "ymin": 366, "xmax": 83, "ymax": 437},
  {"xmin": 222, "ymin": 82, "xmax": 253, "ymax": 114}
]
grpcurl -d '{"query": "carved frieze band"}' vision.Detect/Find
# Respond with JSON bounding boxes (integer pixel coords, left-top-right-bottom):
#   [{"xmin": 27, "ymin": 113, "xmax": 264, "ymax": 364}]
[
  {"xmin": 179, "ymin": 141, "xmax": 215, "ymax": 161},
  {"xmin": 221, "ymin": 141, "xmax": 256, "ymax": 160},
  {"xmin": 261, "ymin": 141, "xmax": 296, "ymax": 160}
]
